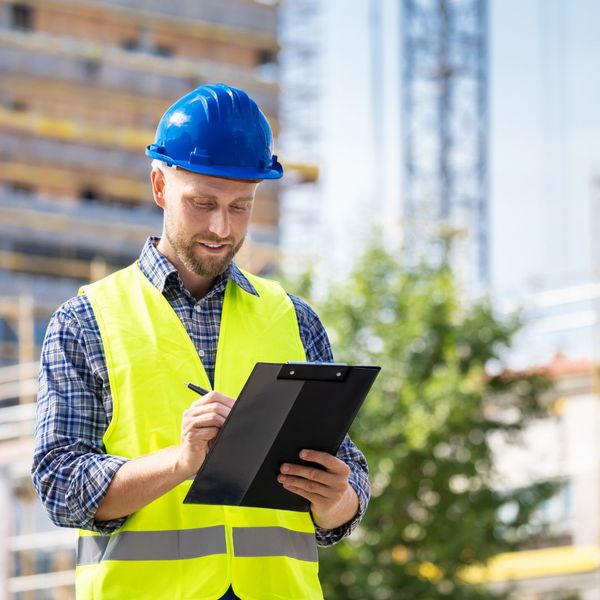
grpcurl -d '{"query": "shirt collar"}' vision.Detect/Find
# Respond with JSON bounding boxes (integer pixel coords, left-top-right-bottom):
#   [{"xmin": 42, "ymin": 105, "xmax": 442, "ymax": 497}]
[
  {"xmin": 227, "ymin": 261, "xmax": 260, "ymax": 297},
  {"xmin": 138, "ymin": 236, "xmax": 259, "ymax": 298}
]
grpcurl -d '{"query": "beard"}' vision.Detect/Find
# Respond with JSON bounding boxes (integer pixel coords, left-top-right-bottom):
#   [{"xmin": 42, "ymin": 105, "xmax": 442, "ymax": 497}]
[{"xmin": 165, "ymin": 219, "xmax": 245, "ymax": 278}]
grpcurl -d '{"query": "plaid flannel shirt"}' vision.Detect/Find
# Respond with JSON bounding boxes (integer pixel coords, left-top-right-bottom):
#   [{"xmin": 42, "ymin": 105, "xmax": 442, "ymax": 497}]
[{"xmin": 32, "ymin": 237, "xmax": 370, "ymax": 547}]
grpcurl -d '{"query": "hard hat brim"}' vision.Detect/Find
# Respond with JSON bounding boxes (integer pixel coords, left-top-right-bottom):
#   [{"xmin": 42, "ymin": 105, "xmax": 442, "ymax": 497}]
[{"xmin": 146, "ymin": 147, "xmax": 283, "ymax": 181}]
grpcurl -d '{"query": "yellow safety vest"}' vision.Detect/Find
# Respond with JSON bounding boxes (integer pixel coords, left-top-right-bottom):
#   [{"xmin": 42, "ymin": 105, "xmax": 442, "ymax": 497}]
[{"xmin": 76, "ymin": 263, "xmax": 323, "ymax": 600}]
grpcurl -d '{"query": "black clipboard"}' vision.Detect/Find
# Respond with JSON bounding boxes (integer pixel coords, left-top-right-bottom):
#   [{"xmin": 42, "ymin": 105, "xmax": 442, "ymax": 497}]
[{"xmin": 183, "ymin": 362, "xmax": 380, "ymax": 512}]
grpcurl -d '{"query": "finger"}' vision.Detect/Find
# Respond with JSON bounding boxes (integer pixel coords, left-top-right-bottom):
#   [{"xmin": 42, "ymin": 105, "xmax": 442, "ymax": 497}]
[
  {"xmin": 298, "ymin": 450, "xmax": 351, "ymax": 475},
  {"xmin": 186, "ymin": 426, "xmax": 221, "ymax": 442},
  {"xmin": 191, "ymin": 413, "xmax": 227, "ymax": 428},
  {"xmin": 281, "ymin": 483, "xmax": 328, "ymax": 505},
  {"xmin": 193, "ymin": 416, "xmax": 227, "ymax": 430},
  {"xmin": 281, "ymin": 460, "xmax": 349, "ymax": 484},
  {"xmin": 280, "ymin": 475, "xmax": 348, "ymax": 499},
  {"xmin": 189, "ymin": 392, "xmax": 235, "ymax": 409},
  {"xmin": 182, "ymin": 413, "xmax": 227, "ymax": 434},
  {"xmin": 280, "ymin": 463, "xmax": 337, "ymax": 488},
  {"xmin": 278, "ymin": 474, "xmax": 336, "ymax": 497},
  {"xmin": 185, "ymin": 402, "xmax": 232, "ymax": 420}
]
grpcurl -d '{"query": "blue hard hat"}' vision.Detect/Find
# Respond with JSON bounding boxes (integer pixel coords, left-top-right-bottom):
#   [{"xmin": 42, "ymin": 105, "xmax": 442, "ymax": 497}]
[{"xmin": 146, "ymin": 83, "xmax": 283, "ymax": 180}]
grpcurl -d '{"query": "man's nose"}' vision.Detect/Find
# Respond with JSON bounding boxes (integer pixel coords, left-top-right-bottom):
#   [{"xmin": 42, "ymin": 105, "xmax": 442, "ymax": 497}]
[{"xmin": 208, "ymin": 207, "xmax": 230, "ymax": 238}]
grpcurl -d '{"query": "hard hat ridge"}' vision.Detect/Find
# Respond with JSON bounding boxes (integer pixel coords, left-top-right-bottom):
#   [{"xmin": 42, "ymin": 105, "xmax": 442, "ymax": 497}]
[
  {"xmin": 146, "ymin": 83, "xmax": 283, "ymax": 180},
  {"xmin": 202, "ymin": 83, "xmax": 251, "ymax": 119}
]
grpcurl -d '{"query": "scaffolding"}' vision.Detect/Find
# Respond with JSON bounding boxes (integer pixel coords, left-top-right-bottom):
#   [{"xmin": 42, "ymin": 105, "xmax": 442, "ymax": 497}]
[
  {"xmin": 402, "ymin": 0, "xmax": 489, "ymax": 289},
  {"xmin": 0, "ymin": 297, "xmax": 75, "ymax": 599},
  {"xmin": 278, "ymin": 0, "xmax": 323, "ymax": 273}
]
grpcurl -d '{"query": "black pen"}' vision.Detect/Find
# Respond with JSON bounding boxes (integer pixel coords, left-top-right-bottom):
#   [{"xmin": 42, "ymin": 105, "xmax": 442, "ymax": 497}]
[{"xmin": 184, "ymin": 381, "xmax": 211, "ymax": 396}]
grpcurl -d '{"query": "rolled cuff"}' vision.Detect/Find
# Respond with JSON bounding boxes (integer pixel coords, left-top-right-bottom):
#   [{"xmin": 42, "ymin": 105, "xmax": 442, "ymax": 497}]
[
  {"xmin": 64, "ymin": 454, "xmax": 129, "ymax": 534},
  {"xmin": 315, "ymin": 473, "xmax": 369, "ymax": 547}
]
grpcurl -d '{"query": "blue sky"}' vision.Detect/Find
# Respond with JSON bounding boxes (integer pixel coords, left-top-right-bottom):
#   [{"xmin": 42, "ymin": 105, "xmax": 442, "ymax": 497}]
[{"xmin": 314, "ymin": 0, "xmax": 600, "ymax": 295}]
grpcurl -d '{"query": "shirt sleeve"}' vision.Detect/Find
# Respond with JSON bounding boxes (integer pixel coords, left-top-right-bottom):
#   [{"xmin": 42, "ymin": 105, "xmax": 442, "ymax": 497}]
[
  {"xmin": 289, "ymin": 294, "xmax": 371, "ymax": 546},
  {"xmin": 31, "ymin": 298, "xmax": 128, "ymax": 534}
]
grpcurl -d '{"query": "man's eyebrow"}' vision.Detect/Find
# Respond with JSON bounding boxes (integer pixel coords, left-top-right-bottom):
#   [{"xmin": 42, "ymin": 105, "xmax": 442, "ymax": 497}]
[
  {"xmin": 183, "ymin": 193, "xmax": 254, "ymax": 203},
  {"xmin": 183, "ymin": 192, "xmax": 216, "ymax": 200}
]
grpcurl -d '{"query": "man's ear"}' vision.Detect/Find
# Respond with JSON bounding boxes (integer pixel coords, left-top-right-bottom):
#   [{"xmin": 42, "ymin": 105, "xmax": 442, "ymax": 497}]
[{"xmin": 151, "ymin": 168, "xmax": 166, "ymax": 209}]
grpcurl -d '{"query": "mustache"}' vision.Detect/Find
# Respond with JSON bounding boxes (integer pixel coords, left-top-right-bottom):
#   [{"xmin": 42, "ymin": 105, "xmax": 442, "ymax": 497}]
[{"xmin": 194, "ymin": 235, "xmax": 234, "ymax": 245}]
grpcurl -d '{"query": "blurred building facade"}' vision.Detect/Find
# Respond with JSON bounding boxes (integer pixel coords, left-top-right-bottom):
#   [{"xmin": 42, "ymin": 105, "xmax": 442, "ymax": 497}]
[
  {"xmin": 461, "ymin": 174, "xmax": 600, "ymax": 598},
  {"xmin": 463, "ymin": 356, "xmax": 600, "ymax": 599},
  {"xmin": 0, "ymin": 1, "xmax": 295, "ymax": 597}
]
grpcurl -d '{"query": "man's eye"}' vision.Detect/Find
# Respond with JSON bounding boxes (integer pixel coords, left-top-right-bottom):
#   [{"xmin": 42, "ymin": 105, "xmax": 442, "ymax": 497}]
[
  {"xmin": 231, "ymin": 204, "xmax": 250, "ymax": 212},
  {"xmin": 193, "ymin": 201, "xmax": 213, "ymax": 210}
]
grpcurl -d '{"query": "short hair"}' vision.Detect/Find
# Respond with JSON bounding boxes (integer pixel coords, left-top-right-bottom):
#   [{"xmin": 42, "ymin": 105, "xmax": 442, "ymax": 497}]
[{"xmin": 151, "ymin": 158, "xmax": 171, "ymax": 172}]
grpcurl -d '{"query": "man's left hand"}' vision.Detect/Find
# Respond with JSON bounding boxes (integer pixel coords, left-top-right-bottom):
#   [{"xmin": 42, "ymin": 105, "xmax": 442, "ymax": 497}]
[{"xmin": 278, "ymin": 449, "xmax": 359, "ymax": 530}]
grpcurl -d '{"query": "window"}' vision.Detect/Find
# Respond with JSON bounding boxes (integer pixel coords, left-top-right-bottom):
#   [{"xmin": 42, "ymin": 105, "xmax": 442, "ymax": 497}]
[
  {"xmin": 80, "ymin": 187, "xmax": 100, "ymax": 203},
  {"xmin": 10, "ymin": 100, "xmax": 28, "ymax": 112},
  {"xmin": 0, "ymin": 317, "xmax": 17, "ymax": 344},
  {"xmin": 9, "ymin": 182, "xmax": 34, "ymax": 195},
  {"xmin": 153, "ymin": 45, "xmax": 173, "ymax": 58},
  {"xmin": 255, "ymin": 49, "xmax": 278, "ymax": 81},
  {"xmin": 120, "ymin": 39, "xmax": 140, "ymax": 52},
  {"xmin": 10, "ymin": 3, "xmax": 34, "ymax": 30},
  {"xmin": 81, "ymin": 58, "xmax": 101, "ymax": 79},
  {"xmin": 256, "ymin": 48, "xmax": 277, "ymax": 67}
]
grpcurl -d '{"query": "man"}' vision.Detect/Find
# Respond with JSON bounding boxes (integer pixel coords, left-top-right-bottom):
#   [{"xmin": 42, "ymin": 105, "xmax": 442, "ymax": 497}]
[{"xmin": 32, "ymin": 83, "xmax": 370, "ymax": 599}]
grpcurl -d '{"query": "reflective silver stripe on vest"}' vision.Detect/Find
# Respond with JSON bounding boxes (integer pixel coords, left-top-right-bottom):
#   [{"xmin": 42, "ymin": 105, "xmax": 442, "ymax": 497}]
[
  {"xmin": 77, "ymin": 526, "xmax": 227, "ymax": 565},
  {"xmin": 232, "ymin": 527, "xmax": 317, "ymax": 562}
]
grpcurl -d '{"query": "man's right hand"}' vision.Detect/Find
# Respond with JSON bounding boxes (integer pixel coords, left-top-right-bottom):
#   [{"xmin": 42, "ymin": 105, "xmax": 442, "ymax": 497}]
[
  {"xmin": 176, "ymin": 391, "xmax": 235, "ymax": 479},
  {"xmin": 96, "ymin": 391, "xmax": 235, "ymax": 522}
]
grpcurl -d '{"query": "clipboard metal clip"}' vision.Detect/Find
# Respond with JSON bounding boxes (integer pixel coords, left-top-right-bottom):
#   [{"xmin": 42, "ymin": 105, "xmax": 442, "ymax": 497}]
[{"xmin": 278, "ymin": 363, "xmax": 350, "ymax": 382}]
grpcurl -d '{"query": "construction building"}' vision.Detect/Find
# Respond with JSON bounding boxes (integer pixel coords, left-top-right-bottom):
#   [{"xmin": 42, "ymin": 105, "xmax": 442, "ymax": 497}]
[{"xmin": 0, "ymin": 1, "xmax": 317, "ymax": 597}]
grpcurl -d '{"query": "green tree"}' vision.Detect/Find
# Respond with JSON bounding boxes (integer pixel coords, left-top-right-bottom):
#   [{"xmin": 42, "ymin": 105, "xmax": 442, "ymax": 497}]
[{"xmin": 298, "ymin": 243, "xmax": 559, "ymax": 599}]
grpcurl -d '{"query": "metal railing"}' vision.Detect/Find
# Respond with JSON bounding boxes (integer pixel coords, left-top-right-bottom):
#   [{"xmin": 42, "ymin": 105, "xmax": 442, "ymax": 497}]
[
  {"xmin": 1, "ymin": 130, "xmax": 151, "ymax": 179},
  {"xmin": 95, "ymin": 0, "xmax": 278, "ymax": 36},
  {"xmin": 0, "ymin": 403, "xmax": 36, "ymax": 441},
  {"xmin": 0, "ymin": 189, "xmax": 160, "ymax": 229},
  {"xmin": 0, "ymin": 273, "xmax": 79, "ymax": 308},
  {"xmin": 0, "ymin": 190, "xmax": 160, "ymax": 259},
  {"xmin": 0, "ymin": 362, "xmax": 38, "ymax": 442},
  {"xmin": 8, "ymin": 570, "xmax": 75, "ymax": 595}
]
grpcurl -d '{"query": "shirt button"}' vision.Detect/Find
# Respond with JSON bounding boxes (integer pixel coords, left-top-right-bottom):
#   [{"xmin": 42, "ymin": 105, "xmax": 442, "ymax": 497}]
[{"xmin": 194, "ymin": 304, "xmax": 202, "ymax": 312}]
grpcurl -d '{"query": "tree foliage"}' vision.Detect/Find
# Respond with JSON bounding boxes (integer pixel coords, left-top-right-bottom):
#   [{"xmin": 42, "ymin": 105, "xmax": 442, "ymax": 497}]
[{"xmin": 292, "ymin": 243, "xmax": 559, "ymax": 599}]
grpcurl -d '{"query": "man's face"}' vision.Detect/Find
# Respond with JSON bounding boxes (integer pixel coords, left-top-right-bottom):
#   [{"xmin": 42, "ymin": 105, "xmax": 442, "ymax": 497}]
[{"xmin": 155, "ymin": 167, "xmax": 258, "ymax": 278}]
